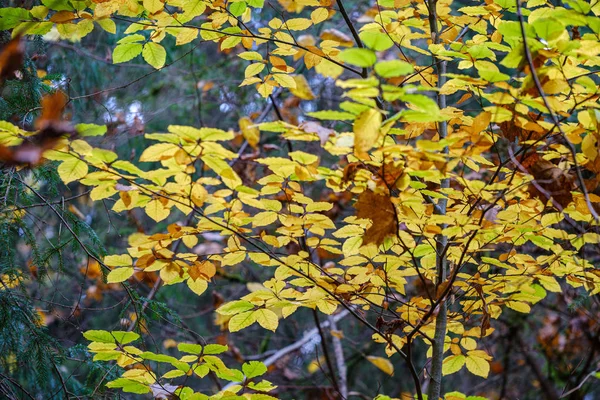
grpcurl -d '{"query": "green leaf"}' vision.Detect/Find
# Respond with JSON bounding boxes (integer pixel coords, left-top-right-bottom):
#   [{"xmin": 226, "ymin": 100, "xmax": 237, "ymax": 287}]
[
  {"xmin": 230, "ymin": 1, "xmax": 247, "ymax": 16},
  {"xmin": 113, "ymin": 43, "xmax": 143, "ymax": 64},
  {"xmin": 95, "ymin": 18, "xmax": 116, "ymax": 34},
  {"xmin": 178, "ymin": 343, "xmax": 203, "ymax": 354},
  {"xmin": 532, "ymin": 17, "xmax": 565, "ymax": 41},
  {"xmin": 41, "ymin": 0, "xmax": 74, "ymax": 11},
  {"xmin": 359, "ymin": 30, "xmax": 394, "ymax": 51},
  {"xmin": 142, "ymin": 42, "xmax": 167, "ymax": 69},
  {"xmin": 140, "ymin": 352, "xmax": 179, "ymax": 363},
  {"xmin": 374, "ymin": 60, "xmax": 414, "ymax": 78},
  {"xmin": 243, "ymin": 361, "xmax": 268, "ymax": 379},
  {"xmin": 0, "ymin": 8, "xmax": 31, "ymax": 30},
  {"xmin": 106, "ymin": 378, "xmax": 150, "ymax": 394},
  {"xmin": 306, "ymin": 110, "xmax": 357, "ymax": 120},
  {"xmin": 339, "ymin": 48, "xmax": 377, "ymax": 67},
  {"xmin": 84, "ymin": 330, "xmax": 139, "ymax": 344},
  {"xmin": 203, "ymin": 344, "xmax": 228, "ymax": 355},
  {"xmin": 75, "ymin": 123, "xmax": 107, "ymax": 137}
]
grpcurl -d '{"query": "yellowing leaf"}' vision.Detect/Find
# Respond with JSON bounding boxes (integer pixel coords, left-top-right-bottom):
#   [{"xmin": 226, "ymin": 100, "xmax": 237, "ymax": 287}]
[
  {"xmin": 254, "ymin": 308, "xmax": 278, "ymax": 331},
  {"xmin": 175, "ymin": 28, "xmax": 198, "ymax": 45},
  {"xmin": 57, "ymin": 157, "xmax": 88, "ymax": 184},
  {"xmin": 272, "ymin": 73, "xmax": 297, "ymax": 89},
  {"xmin": 229, "ymin": 310, "xmax": 257, "ymax": 332},
  {"xmin": 142, "ymin": 42, "xmax": 166, "ymax": 69},
  {"xmin": 311, "ymin": 7, "xmax": 328, "ymax": 24},
  {"xmin": 285, "ymin": 18, "xmax": 312, "ymax": 31},
  {"xmin": 104, "ymin": 254, "xmax": 133, "ymax": 267},
  {"xmin": 252, "ymin": 211, "xmax": 278, "ymax": 227},
  {"xmin": 505, "ymin": 301, "xmax": 531, "ymax": 313},
  {"xmin": 145, "ymin": 199, "xmax": 170, "ymax": 222},
  {"xmin": 442, "ymin": 355, "xmax": 465, "ymax": 375},
  {"xmin": 366, "ymin": 356, "xmax": 394, "ymax": 376},
  {"xmin": 239, "ymin": 117, "xmax": 260, "ymax": 148},
  {"xmin": 113, "ymin": 43, "xmax": 142, "ymax": 63},
  {"xmin": 245, "ymin": 63, "xmax": 265, "ymax": 78},
  {"xmin": 107, "ymin": 267, "xmax": 134, "ymax": 283},
  {"xmin": 143, "ymin": 0, "xmax": 163, "ymax": 13},
  {"xmin": 187, "ymin": 278, "xmax": 208, "ymax": 295},
  {"xmin": 465, "ymin": 353, "xmax": 490, "ymax": 378},
  {"xmin": 289, "ymin": 74, "xmax": 315, "ymax": 100},
  {"xmin": 353, "ymin": 108, "xmax": 381, "ymax": 158}
]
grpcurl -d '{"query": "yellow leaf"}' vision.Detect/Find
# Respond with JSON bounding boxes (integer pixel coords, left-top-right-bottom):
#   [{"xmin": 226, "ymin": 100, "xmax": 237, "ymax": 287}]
[
  {"xmin": 160, "ymin": 263, "xmax": 181, "ymax": 283},
  {"xmin": 239, "ymin": 117, "xmax": 260, "ymax": 148},
  {"xmin": 142, "ymin": 42, "xmax": 166, "ymax": 69},
  {"xmin": 257, "ymin": 82, "xmax": 274, "ymax": 98},
  {"xmin": 57, "ymin": 157, "xmax": 88, "ymax": 184},
  {"xmin": 187, "ymin": 278, "xmax": 208, "ymax": 296},
  {"xmin": 252, "ymin": 211, "xmax": 278, "ymax": 227},
  {"xmin": 285, "ymin": 18, "xmax": 312, "ymax": 31},
  {"xmin": 245, "ymin": 63, "xmax": 265, "ymax": 78},
  {"xmin": 182, "ymin": 234, "xmax": 198, "ymax": 248},
  {"xmin": 228, "ymin": 310, "xmax": 257, "ymax": 332},
  {"xmin": 106, "ymin": 267, "xmax": 134, "ymax": 283},
  {"xmin": 505, "ymin": 301, "xmax": 530, "ymax": 313},
  {"xmin": 104, "ymin": 254, "xmax": 133, "ymax": 267},
  {"xmin": 366, "ymin": 356, "xmax": 394, "ymax": 376},
  {"xmin": 465, "ymin": 354, "xmax": 490, "ymax": 378},
  {"xmin": 145, "ymin": 199, "xmax": 170, "ymax": 222},
  {"xmin": 311, "ymin": 7, "xmax": 329, "ymax": 24},
  {"xmin": 201, "ymin": 155, "xmax": 242, "ymax": 189},
  {"xmin": 353, "ymin": 108, "xmax": 382, "ymax": 159},
  {"xmin": 254, "ymin": 308, "xmax": 279, "ymax": 331},
  {"xmin": 289, "ymin": 74, "xmax": 315, "ymax": 100},
  {"xmin": 175, "ymin": 28, "xmax": 198, "ymax": 45},
  {"xmin": 143, "ymin": 0, "xmax": 163, "ymax": 13},
  {"xmin": 139, "ymin": 143, "xmax": 178, "ymax": 162},
  {"xmin": 191, "ymin": 182, "xmax": 208, "ymax": 207},
  {"xmin": 272, "ymin": 73, "xmax": 297, "ymax": 89},
  {"xmin": 442, "ymin": 354, "xmax": 465, "ymax": 375}
]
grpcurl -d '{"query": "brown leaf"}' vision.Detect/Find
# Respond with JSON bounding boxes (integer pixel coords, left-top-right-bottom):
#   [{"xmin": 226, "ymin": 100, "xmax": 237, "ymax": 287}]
[
  {"xmin": 523, "ymin": 153, "xmax": 574, "ymax": 208},
  {"xmin": 0, "ymin": 92, "xmax": 74, "ymax": 166},
  {"xmin": 0, "ymin": 35, "xmax": 24, "ymax": 81},
  {"xmin": 354, "ymin": 190, "xmax": 397, "ymax": 246}
]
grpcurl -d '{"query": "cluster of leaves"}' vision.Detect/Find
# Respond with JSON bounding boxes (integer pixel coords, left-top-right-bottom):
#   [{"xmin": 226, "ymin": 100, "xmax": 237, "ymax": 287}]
[
  {"xmin": 84, "ymin": 329, "xmax": 275, "ymax": 399},
  {"xmin": 1, "ymin": 0, "xmax": 600, "ymax": 398}
]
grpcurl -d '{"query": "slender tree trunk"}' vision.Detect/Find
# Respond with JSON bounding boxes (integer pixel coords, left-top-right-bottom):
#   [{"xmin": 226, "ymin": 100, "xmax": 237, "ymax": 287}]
[{"xmin": 427, "ymin": 0, "xmax": 449, "ymax": 398}]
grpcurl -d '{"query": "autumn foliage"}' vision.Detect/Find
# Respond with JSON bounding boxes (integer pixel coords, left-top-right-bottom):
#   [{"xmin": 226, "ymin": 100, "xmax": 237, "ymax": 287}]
[{"xmin": 1, "ymin": 0, "xmax": 600, "ymax": 399}]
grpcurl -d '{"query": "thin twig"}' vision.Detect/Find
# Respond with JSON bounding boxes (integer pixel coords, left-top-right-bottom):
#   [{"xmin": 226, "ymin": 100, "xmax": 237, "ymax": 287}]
[{"xmin": 516, "ymin": 0, "xmax": 599, "ymax": 223}]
